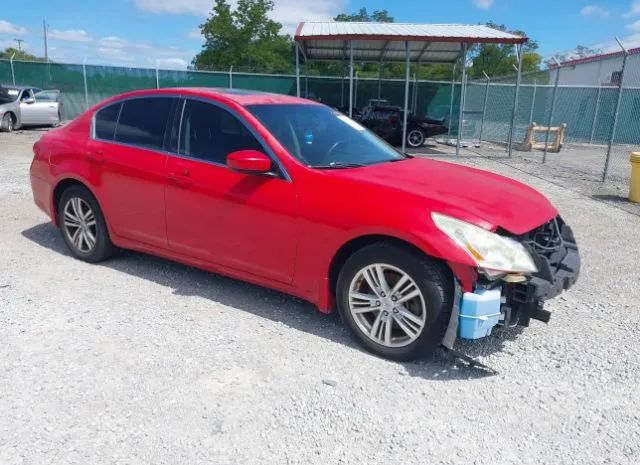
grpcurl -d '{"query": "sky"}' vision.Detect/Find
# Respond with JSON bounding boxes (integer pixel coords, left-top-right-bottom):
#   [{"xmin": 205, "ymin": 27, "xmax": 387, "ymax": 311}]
[{"xmin": 1, "ymin": 0, "xmax": 640, "ymax": 69}]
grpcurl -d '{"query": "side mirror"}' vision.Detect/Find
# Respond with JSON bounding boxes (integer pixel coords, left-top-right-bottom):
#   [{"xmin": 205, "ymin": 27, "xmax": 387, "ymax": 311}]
[
  {"xmin": 227, "ymin": 150, "xmax": 272, "ymax": 174},
  {"xmin": 24, "ymin": 97, "xmax": 36, "ymax": 104}
]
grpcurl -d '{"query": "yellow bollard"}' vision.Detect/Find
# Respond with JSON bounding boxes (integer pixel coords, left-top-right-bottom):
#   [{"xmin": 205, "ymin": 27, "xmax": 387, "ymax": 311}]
[{"xmin": 631, "ymin": 152, "xmax": 640, "ymax": 203}]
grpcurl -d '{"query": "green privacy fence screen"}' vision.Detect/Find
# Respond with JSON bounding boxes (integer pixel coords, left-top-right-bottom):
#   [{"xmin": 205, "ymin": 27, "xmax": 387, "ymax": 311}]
[{"xmin": 1, "ymin": 58, "xmax": 639, "ymax": 148}]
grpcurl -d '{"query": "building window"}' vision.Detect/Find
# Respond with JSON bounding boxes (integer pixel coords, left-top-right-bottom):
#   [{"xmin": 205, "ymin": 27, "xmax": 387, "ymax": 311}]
[{"xmin": 611, "ymin": 71, "xmax": 622, "ymax": 86}]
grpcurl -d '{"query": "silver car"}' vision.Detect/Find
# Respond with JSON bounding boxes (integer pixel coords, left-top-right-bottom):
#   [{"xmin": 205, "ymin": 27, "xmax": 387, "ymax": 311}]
[{"xmin": 0, "ymin": 85, "xmax": 63, "ymax": 132}]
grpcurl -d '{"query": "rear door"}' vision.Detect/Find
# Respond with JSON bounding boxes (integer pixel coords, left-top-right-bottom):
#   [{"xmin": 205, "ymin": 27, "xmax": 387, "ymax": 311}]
[
  {"xmin": 164, "ymin": 98, "xmax": 298, "ymax": 283},
  {"xmin": 86, "ymin": 96, "xmax": 178, "ymax": 248}
]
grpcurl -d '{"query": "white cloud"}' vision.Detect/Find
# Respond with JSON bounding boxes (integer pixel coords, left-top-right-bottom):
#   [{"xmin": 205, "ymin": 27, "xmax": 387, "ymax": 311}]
[
  {"xmin": 99, "ymin": 36, "xmax": 128, "ymax": 48},
  {"xmin": 472, "ymin": 0, "xmax": 494, "ymax": 9},
  {"xmin": 49, "ymin": 29, "xmax": 92, "ymax": 42},
  {"xmin": 0, "ymin": 20, "xmax": 28, "ymax": 36},
  {"xmin": 187, "ymin": 28, "xmax": 201, "ymax": 40},
  {"xmin": 92, "ymin": 40, "xmax": 194, "ymax": 67},
  {"xmin": 0, "ymin": 38, "xmax": 32, "ymax": 52},
  {"xmin": 626, "ymin": 19, "xmax": 640, "ymax": 32},
  {"xmin": 132, "ymin": 0, "xmax": 347, "ymax": 34},
  {"xmin": 133, "ymin": 0, "xmax": 210, "ymax": 15},
  {"xmin": 156, "ymin": 57, "xmax": 188, "ymax": 68},
  {"xmin": 623, "ymin": 1, "xmax": 640, "ymax": 18},
  {"xmin": 580, "ymin": 5, "xmax": 610, "ymax": 18},
  {"xmin": 98, "ymin": 47, "xmax": 134, "ymax": 62}
]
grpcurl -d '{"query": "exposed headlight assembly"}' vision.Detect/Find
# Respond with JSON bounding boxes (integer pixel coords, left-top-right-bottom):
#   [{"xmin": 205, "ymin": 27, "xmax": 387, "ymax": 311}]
[{"xmin": 432, "ymin": 212, "xmax": 538, "ymax": 274}]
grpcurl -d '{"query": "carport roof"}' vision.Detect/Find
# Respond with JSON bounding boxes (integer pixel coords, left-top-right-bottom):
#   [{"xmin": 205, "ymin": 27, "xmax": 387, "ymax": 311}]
[{"xmin": 294, "ymin": 22, "xmax": 527, "ymax": 63}]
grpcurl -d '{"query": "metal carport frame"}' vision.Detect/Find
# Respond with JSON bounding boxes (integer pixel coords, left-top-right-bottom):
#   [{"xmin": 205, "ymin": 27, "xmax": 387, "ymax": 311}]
[{"xmin": 294, "ymin": 22, "xmax": 527, "ymax": 154}]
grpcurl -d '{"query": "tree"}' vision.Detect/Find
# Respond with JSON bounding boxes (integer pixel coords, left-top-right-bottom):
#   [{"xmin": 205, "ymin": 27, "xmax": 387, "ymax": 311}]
[
  {"xmin": 192, "ymin": 0, "xmax": 293, "ymax": 73},
  {"xmin": 334, "ymin": 8, "xmax": 394, "ymax": 22},
  {"xmin": 0, "ymin": 47, "xmax": 43, "ymax": 61},
  {"xmin": 550, "ymin": 45, "xmax": 601, "ymax": 64},
  {"xmin": 468, "ymin": 22, "xmax": 541, "ymax": 78}
]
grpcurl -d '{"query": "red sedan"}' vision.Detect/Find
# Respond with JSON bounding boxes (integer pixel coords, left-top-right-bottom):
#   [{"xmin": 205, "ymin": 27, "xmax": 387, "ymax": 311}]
[{"xmin": 29, "ymin": 88, "xmax": 580, "ymax": 360}]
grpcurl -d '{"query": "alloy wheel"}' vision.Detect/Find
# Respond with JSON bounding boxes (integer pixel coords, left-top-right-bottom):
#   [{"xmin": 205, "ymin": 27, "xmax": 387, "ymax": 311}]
[
  {"xmin": 63, "ymin": 197, "xmax": 98, "ymax": 253},
  {"xmin": 407, "ymin": 129, "xmax": 425, "ymax": 147},
  {"xmin": 3, "ymin": 114, "xmax": 13, "ymax": 132},
  {"xmin": 348, "ymin": 263, "xmax": 427, "ymax": 348}
]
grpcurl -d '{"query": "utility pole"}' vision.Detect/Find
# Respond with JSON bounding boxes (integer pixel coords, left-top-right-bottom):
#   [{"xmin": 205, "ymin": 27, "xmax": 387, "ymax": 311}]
[
  {"xmin": 43, "ymin": 20, "xmax": 49, "ymax": 62},
  {"xmin": 14, "ymin": 39, "xmax": 24, "ymax": 51}
]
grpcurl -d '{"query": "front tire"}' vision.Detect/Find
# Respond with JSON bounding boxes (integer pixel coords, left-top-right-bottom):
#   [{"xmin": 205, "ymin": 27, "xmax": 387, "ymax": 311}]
[
  {"xmin": 58, "ymin": 185, "xmax": 115, "ymax": 263},
  {"xmin": 407, "ymin": 128, "xmax": 426, "ymax": 148},
  {"xmin": 336, "ymin": 243, "xmax": 453, "ymax": 361},
  {"xmin": 1, "ymin": 113, "xmax": 14, "ymax": 132}
]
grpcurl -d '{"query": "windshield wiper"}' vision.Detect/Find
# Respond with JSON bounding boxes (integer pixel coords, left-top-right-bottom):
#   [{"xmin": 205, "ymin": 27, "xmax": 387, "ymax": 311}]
[{"xmin": 311, "ymin": 162, "xmax": 367, "ymax": 169}]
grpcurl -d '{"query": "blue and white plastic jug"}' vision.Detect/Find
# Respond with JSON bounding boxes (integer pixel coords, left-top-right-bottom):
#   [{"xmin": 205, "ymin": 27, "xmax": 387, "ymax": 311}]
[{"xmin": 459, "ymin": 287, "xmax": 502, "ymax": 339}]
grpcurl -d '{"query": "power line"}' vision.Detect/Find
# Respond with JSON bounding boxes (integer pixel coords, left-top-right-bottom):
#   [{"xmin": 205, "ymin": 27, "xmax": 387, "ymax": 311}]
[{"xmin": 14, "ymin": 38, "xmax": 24, "ymax": 51}]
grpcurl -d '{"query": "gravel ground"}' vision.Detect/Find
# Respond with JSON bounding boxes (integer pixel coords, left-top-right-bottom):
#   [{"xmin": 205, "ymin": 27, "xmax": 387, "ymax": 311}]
[{"xmin": 1, "ymin": 129, "xmax": 639, "ymax": 465}]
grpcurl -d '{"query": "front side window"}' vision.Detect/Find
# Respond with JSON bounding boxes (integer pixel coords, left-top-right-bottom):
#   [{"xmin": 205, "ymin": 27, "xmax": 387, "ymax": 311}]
[
  {"xmin": 247, "ymin": 104, "xmax": 406, "ymax": 168},
  {"xmin": 20, "ymin": 89, "xmax": 33, "ymax": 102},
  {"xmin": 179, "ymin": 99, "xmax": 262, "ymax": 164},
  {"xmin": 94, "ymin": 103, "xmax": 122, "ymax": 141},
  {"xmin": 115, "ymin": 97, "xmax": 175, "ymax": 151}
]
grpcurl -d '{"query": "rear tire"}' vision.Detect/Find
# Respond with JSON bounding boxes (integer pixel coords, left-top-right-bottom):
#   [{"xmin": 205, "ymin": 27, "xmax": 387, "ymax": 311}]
[
  {"xmin": 1, "ymin": 113, "xmax": 14, "ymax": 133},
  {"xmin": 336, "ymin": 242, "xmax": 453, "ymax": 361},
  {"xmin": 58, "ymin": 185, "xmax": 115, "ymax": 263}
]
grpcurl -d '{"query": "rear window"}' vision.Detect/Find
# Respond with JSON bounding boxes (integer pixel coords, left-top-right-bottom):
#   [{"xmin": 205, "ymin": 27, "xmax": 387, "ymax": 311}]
[
  {"xmin": 94, "ymin": 103, "xmax": 121, "ymax": 141},
  {"xmin": 114, "ymin": 97, "xmax": 175, "ymax": 151}
]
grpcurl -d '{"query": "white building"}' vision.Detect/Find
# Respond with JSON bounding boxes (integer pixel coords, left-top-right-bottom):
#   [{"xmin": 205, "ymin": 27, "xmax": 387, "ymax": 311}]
[{"xmin": 549, "ymin": 47, "xmax": 640, "ymax": 87}]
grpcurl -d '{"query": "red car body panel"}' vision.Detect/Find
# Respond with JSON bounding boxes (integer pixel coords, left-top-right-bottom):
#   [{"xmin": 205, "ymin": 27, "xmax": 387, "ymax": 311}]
[
  {"xmin": 29, "ymin": 88, "xmax": 558, "ymax": 313},
  {"xmin": 164, "ymin": 154, "xmax": 299, "ymax": 283}
]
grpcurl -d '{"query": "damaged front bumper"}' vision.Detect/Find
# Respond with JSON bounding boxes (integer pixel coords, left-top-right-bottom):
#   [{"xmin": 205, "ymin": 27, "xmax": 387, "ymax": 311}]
[
  {"xmin": 501, "ymin": 216, "xmax": 580, "ymax": 327},
  {"xmin": 443, "ymin": 216, "xmax": 581, "ymax": 346}
]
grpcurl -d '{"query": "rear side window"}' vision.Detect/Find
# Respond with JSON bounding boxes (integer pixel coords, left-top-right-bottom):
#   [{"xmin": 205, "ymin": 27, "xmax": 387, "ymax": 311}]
[
  {"xmin": 94, "ymin": 103, "xmax": 121, "ymax": 141},
  {"xmin": 115, "ymin": 97, "xmax": 174, "ymax": 151},
  {"xmin": 179, "ymin": 100, "xmax": 261, "ymax": 164}
]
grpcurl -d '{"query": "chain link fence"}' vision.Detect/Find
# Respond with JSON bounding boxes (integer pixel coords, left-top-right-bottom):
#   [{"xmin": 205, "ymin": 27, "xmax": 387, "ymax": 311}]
[
  {"xmin": 2, "ymin": 53, "xmax": 639, "ymax": 200},
  {"xmin": 455, "ymin": 48, "xmax": 640, "ymax": 204}
]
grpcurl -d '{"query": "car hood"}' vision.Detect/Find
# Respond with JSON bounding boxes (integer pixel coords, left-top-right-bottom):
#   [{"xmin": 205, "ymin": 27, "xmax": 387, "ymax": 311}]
[
  {"xmin": 0, "ymin": 101, "xmax": 16, "ymax": 109},
  {"xmin": 333, "ymin": 157, "xmax": 557, "ymax": 235}
]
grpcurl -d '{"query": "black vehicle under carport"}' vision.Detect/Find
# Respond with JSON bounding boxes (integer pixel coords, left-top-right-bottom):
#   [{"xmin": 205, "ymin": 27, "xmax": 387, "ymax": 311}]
[{"xmin": 355, "ymin": 99, "xmax": 448, "ymax": 148}]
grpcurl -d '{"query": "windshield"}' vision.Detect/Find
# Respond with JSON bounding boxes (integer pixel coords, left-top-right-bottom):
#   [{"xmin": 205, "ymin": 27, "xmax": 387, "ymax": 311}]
[
  {"xmin": 0, "ymin": 87, "xmax": 20, "ymax": 103},
  {"xmin": 247, "ymin": 104, "xmax": 407, "ymax": 168}
]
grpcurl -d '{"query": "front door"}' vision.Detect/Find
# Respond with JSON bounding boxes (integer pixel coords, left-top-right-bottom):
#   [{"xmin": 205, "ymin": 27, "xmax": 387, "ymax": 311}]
[
  {"xmin": 164, "ymin": 99, "xmax": 298, "ymax": 284},
  {"xmin": 31, "ymin": 90, "xmax": 61, "ymax": 124},
  {"xmin": 18, "ymin": 89, "xmax": 37, "ymax": 125}
]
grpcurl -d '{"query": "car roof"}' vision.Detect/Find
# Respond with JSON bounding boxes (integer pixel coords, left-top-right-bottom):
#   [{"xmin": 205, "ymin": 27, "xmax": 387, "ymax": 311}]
[
  {"xmin": 105, "ymin": 87, "xmax": 320, "ymax": 107},
  {"xmin": 1, "ymin": 85, "xmax": 37, "ymax": 90}
]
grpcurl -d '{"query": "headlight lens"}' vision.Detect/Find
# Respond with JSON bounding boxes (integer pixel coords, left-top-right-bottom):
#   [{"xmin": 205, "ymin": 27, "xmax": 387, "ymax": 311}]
[{"xmin": 432, "ymin": 213, "xmax": 538, "ymax": 274}]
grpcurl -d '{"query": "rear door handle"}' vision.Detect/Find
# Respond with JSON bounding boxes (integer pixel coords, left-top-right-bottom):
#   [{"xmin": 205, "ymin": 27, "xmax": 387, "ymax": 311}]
[{"xmin": 167, "ymin": 173, "xmax": 192, "ymax": 188}]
